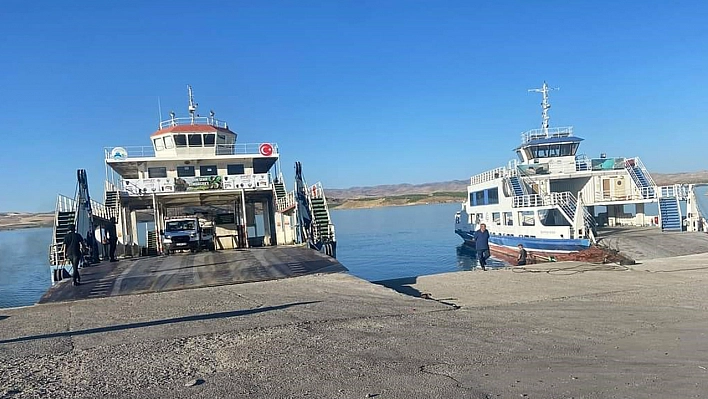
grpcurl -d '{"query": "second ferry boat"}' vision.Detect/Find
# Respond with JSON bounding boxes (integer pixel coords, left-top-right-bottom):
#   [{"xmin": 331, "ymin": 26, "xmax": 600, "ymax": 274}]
[{"xmin": 455, "ymin": 82, "xmax": 701, "ymax": 262}]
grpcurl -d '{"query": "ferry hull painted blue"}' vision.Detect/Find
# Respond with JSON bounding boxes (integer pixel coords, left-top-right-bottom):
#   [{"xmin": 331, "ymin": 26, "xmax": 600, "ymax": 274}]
[{"xmin": 455, "ymin": 229, "xmax": 589, "ymax": 253}]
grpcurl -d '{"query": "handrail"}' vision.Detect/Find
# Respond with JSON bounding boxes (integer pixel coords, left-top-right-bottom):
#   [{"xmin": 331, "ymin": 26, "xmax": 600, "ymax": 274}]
[
  {"xmin": 470, "ymin": 166, "xmax": 508, "ymax": 186},
  {"xmin": 158, "ymin": 116, "xmax": 228, "ymax": 130},
  {"xmin": 104, "ymin": 143, "xmax": 280, "ymax": 160},
  {"xmin": 521, "ymin": 126, "xmax": 573, "ymax": 144}
]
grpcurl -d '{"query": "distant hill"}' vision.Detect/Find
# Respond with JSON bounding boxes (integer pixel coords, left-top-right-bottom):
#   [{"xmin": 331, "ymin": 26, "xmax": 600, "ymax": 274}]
[{"xmin": 0, "ymin": 212, "xmax": 53, "ymax": 231}]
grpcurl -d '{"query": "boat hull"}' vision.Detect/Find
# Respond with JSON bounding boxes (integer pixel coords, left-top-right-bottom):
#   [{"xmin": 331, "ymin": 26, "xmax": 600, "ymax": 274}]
[{"xmin": 455, "ymin": 229, "xmax": 590, "ymax": 254}]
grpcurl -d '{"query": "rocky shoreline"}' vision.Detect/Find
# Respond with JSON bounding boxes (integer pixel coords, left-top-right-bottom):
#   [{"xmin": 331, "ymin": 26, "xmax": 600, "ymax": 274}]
[{"xmin": 0, "ymin": 213, "xmax": 53, "ymax": 231}]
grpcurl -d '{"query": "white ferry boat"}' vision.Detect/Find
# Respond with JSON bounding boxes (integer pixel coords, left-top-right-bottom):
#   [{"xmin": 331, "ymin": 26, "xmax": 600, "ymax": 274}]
[
  {"xmin": 48, "ymin": 86, "xmax": 336, "ymax": 282},
  {"xmin": 454, "ymin": 82, "xmax": 705, "ymax": 261}
]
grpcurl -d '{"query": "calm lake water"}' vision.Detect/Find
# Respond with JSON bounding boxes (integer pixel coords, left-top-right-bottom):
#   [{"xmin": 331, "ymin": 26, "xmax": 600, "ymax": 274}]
[{"xmin": 0, "ymin": 204, "xmax": 500, "ymax": 309}]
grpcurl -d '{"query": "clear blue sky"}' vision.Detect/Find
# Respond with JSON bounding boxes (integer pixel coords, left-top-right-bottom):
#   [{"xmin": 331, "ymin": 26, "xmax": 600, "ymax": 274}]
[{"xmin": 1, "ymin": 1, "xmax": 707, "ymax": 212}]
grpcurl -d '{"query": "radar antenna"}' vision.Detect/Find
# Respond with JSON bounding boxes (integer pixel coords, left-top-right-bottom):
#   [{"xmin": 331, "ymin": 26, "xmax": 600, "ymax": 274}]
[
  {"xmin": 528, "ymin": 81, "xmax": 559, "ymax": 135},
  {"xmin": 187, "ymin": 85, "xmax": 198, "ymax": 124}
]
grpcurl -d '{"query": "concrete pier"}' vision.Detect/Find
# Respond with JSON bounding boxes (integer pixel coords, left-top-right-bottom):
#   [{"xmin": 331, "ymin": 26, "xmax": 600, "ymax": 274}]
[{"xmin": 2, "ymin": 252, "xmax": 708, "ymax": 398}]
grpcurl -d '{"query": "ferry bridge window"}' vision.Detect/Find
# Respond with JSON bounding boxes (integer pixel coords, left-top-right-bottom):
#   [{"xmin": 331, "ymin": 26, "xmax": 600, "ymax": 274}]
[
  {"xmin": 188, "ymin": 134, "xmax": 202, "ymax": 147},
  {"xmin": 164, "ymin": 135, "xmax": 175, "ymax": 149},
  {"xmin": 548, "ymin": 144, "xmax": 561, "ymax": 157},
  {"xmin": 560, "ymin": 144, "xmax": 573, "ymax": 156},
  {"xmin": 486, "ymin": 188, "xmax": 499, "ymax": 204},
  {"xmin": 204, "ymin": 134, "xmax": 215, "ymax": 147},
  {"xmin": 200, "ymin": 165, "xmax": 218, "ymax": 176},
  {"xmin": 177, "ymin": 165, "xmax": 195, "ymax": 177},
  {"xmin": 174, "ymin": 134, "xmax": 187, "ymax": 147},
  {"xmin": 227, "ymin": 164, "xmax": 245, "ymax": 175},
  {"xmin": 148, "ymin": 167, "xmax": 167, "ymax": 178},
  {"xmin": 153, "ymin": 138, "xmax": 165, "ymax": 151}
]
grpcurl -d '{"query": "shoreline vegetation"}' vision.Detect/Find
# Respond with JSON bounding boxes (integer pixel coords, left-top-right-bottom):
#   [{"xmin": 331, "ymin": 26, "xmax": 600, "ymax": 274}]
[{"xmin": 2, "ymin": 172, "xmax": 707, "ymax": 229}]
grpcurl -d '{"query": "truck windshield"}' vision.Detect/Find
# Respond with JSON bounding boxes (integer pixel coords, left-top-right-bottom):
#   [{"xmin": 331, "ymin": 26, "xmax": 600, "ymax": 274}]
[{"xmin": 166, "ymin": 221, "xmax": 195, "ymax": 232}]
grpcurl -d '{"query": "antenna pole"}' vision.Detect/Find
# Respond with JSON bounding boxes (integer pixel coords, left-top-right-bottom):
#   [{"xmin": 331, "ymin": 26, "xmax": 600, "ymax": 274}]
[
  {"xmin": 528, "ymin": 81, "xmax": 558, "ymax": 136},
  {"xmin": 157, "ymin": 97, "xmax": 163, "ymax": 128},
  {"xmin": 188, "ymin": 85, "xmax": 197, "ymax": 124}
]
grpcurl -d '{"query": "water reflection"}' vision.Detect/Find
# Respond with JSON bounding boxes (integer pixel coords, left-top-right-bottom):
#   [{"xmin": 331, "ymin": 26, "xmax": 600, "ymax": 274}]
[{"xmin": 456, "ymin": 244, "xmax": 508, "ymax": 271}]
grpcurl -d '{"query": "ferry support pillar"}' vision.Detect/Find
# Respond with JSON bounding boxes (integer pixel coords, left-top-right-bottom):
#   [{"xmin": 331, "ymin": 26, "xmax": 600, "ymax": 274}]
[
  {"xmin": 129, "ymin": 210, "xmax": 140, "ymax": 250},
  {"xmin": 263, "ymin": 197, "xmax": 276, "ymax": 246},
  {"xmin": 635, "ymin": 203, "xmax": 646, "ymax": 226},
  {"xmin": 607, "ymin": 205, "xmax": 618, "ymax": 227}
]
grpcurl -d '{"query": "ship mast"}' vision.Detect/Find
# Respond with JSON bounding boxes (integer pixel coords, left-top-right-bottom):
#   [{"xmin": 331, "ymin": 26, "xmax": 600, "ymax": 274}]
[
  {"xmin": 528, "ymin": 81, "xmax": 558, "ymax": 137},
  {"xmin": 188, "ymin": 85, "xmax": 198, "ymax": 124}
]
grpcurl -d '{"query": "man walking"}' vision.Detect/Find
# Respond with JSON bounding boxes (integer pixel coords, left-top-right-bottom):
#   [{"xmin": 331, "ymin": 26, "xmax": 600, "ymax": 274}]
[
  {"xmin": 473, "ymin": 223, "xmax": 490, "ymax": 271},
  {"xmin": 63, "ymin": 224, "xmax": 84, "ymax": 286},
  {"xmin": 107, "ymin": 217, "xmax": 118, "ymax": 262}
]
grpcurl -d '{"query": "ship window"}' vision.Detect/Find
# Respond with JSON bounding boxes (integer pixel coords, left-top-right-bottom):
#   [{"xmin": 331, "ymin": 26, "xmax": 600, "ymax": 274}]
[
  {"xmin": 188, "ymin": 134, "xmax": 202, "ymax": 147},
  {"xmin": 200, "ymin": 165, "xmax": 218, "ymax": 176},
  {"xmin": 148, "ymin": 167, "xmax": 167, "ymax": 178},
  {"xmin": 164, "ymin": 135, "xmax": 175, "ymax": 149},
  {"xmin": 487, "ymin": 188, "xmax": 499, "ymax": 204},
  {"xmin": 227, "ymin": 164, "xmax": 245, "ymax": 175},
  {"xmin": 548, "ymin": 145, "xmax": 561, "ymax": 157},
  {"xmin": 516, "ymin": 150, "xmax": 524, "ymax": 162},
  {"xmin": 177, "ymin": 165, "xmax": 195, "ymax": 177},
  {"xmin": 519, "ymin": 210, "xmax": 535, "ymax": 226},
  {"xmin": 492, "ymin": 212, "xmax": 501, "ymax": 225},
  {"xmin": 174, "ymin": 134, "xmax": 187, "ymax": 147},
  {"xmin": 474, "ymin": 191, "xmax": 485, "ymax": 206},
  {"xmin": 204, "ymin": 134, "xmax": 215, "ymax": 147},
  {"xmin": 153, "ymin": 138, "xmax": 165, "ymax": 151},
  {"xmin": 503, "ymin": 211, "xmax": 513, "ymax": 226},
  {"xmin": 560, "ymin": 144, "xmax": 573, "ymax": 156}
]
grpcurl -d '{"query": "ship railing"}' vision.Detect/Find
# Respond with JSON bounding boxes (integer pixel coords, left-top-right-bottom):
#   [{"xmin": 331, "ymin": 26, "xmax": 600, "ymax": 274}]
[
  {"xmin": 118, "ymin": 173, "xmax": 272, "ymax": 196},
  {"xmin": 575, "ymin": 154, "xmax": 592, "ymax": 171},
  {"xmin": 277, "ymin": 191, "xmax": 296, "ymax": 212},
  {"xmin": 512, "ymin": 192, "xmax": 574, "ymax": 208},
  {"xmin": 594, "ymin": 187, "xmax": 658, "ymax": 202},
  {"xmin": 104, "ymin": 143, "xmax": 280, "ymax": 160},
  {"xmin": 659, "ymin": 184, "xmax": 690, "ymax": 200},
  {"xmin": 521, "ymin": 126, "xmax": 573, "ymax": 144},
  {"xmin": 158, "ymin": 116, "xmax": 228, "ymax": 130},
  {"xmin": 470, "ymin": 167, "xmax": 509, "ymax": 185}
]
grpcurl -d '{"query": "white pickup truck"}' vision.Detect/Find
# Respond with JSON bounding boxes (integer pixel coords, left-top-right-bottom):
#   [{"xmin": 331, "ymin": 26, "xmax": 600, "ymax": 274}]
[{"xmin": 162, "ymin": 217, "xmax": 215, "ymax": 254}]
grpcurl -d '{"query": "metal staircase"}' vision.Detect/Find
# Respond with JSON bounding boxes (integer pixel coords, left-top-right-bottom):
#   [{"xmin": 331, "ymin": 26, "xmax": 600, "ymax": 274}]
[
  {"xmin": 310, "ymin": 182, "xmax": 336, "ymax": 243},
  {"xmin": 104, "ymin": 190, "xmax": 119, "ymax": 219},
  {"xmin": 293, "ymin": 162, "xmax": 337, "ymax": 258},
  {"xmin": 274, "ymin": 179, "xmax": 287, "ymax": 200},
  {"xmin": 625, "ymin": 158, "xmax": 656, "ymax": 198},
  {"xmin": 553, "ymin": 192, "xmax": 597, "ymax": 240},
  {"xmin": 508, "ymin": 176, "xmax": 526, "ymax": 196},
  {"xmin": 659, "ymin": 196, "xmax": 682, "ymax": 231},
  {"xmin": 49, "ymin": 170, "xmax": 112, "ymax": 282}
]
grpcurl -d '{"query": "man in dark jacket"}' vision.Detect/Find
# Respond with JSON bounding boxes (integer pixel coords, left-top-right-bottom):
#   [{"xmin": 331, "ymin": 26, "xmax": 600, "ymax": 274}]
[
  {"xmin": 107, "ymin": 217, "xmax": 118, "ymax": 262},
  {"xmin": 473, "ymin": 223, "xmax": 490, "ymax": 271},
  {"xmin": 63, "ymin": 224, "xmax": 84, "ymax": 286}
]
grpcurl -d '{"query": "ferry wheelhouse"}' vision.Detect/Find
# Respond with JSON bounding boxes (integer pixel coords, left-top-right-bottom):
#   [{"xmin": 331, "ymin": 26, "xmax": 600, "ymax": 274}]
[
  {"xmin": 455, "ymin": 82, "xmax": 704, "ymax": 260},
  {"xmin": 48, "ymin": 86, "xmax": 336, "ymax": 282}
]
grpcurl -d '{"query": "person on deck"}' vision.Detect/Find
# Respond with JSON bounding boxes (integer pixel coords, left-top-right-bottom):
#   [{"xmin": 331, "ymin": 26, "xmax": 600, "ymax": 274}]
[
  {"xmin": 63, "ymin": 224, "xmax": 84, "ymax": 286},
  {"xmin": 517, "ymin": 243, "xmax": 528, "ymax": 266},
  {"xmin": 473, "ymin": 223, "xmax": 490, "ymax": 271},
  {"xmin": 107, "ymin": 217, "xmax": 118, "ymax": 262}
]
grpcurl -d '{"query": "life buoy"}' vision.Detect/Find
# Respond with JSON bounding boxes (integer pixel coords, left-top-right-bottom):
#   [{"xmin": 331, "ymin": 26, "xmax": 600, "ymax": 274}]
[{"xmin": 259, "ymin": 143, "xmax": 273, "ymax": 156}]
